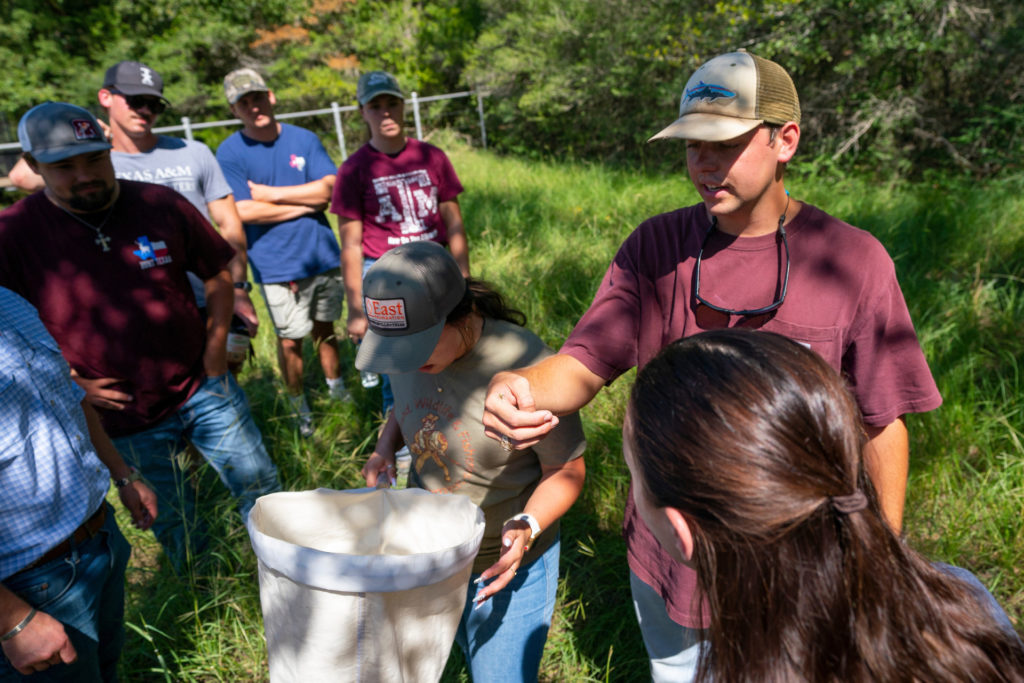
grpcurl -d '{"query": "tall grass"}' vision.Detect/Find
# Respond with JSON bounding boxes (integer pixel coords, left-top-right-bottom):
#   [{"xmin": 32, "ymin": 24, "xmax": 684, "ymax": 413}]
[{"xmin": 113, "ymin": 139, "xmax": 1023, "ymax": 681}]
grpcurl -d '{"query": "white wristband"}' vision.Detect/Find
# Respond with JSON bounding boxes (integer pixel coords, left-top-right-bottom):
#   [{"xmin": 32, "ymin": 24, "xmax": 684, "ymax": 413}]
[{"xmin": 506, "ymin": 513, "xmax": 541, "ymax": 543}]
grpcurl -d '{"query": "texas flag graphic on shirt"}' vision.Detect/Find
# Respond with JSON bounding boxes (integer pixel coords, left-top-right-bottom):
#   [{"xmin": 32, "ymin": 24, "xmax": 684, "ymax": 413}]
[{"xmin": 134, "ymin": 236, "xmax": 173, "ymax": 269}]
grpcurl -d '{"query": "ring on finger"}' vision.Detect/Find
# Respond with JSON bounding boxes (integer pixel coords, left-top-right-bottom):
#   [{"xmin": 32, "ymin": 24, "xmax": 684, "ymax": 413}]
[{"xmin": 499, "ymin": 435, "xmax": 514, "ymax": 452}]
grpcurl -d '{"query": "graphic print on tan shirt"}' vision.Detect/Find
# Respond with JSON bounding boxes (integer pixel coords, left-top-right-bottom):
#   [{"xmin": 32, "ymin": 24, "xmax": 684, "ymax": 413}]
[{"xmin": 410, "ymin": 413, "xmax": 452, "ymax": 481}]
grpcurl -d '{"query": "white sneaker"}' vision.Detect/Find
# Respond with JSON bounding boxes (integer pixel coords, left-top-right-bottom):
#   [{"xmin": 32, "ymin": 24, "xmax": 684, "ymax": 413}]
[
  {"xmin": 360, "ymin": 371, "xmax": 380, "ymax": 388},
  {"xmin": 328, "ymin": 380, "xmax": 353, "ymax": 402},
  {"xmin": 298, "ymin": 413, "xmax": 315, "ymax": 438}
]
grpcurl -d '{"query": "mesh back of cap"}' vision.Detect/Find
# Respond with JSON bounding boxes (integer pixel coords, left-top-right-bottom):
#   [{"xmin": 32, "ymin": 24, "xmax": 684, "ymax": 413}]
[{"xmin": 752, "ymin": 54, "xmax": 801, "ymax": 125}]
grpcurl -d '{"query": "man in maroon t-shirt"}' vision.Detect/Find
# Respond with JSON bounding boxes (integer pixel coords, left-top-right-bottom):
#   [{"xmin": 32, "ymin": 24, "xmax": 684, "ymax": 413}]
[
  {"xmin": 482, "ymin": 52, "xmax": 941, "ymax": 680},
  {"xmin": 0, "ymin": 102, "xmax": 280, "ymax": 571}
]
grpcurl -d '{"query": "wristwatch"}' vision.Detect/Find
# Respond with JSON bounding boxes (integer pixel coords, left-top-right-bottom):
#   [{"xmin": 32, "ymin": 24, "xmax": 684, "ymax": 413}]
[
  {"xmin": 113, "ymin": 468, "xmax": 143, "ymax": 489},
  {"xmin": 234, "ymin": 281, "xmax": 252, "ymax": 292},
  {"xmin": 507, "ymin": 513, "xmax": 541, "ymax": 544}
]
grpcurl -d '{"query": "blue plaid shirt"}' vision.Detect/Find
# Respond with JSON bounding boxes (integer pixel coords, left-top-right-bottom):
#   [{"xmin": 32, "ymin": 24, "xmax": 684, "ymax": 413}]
[{"xmin": 0, "ymin": 287, "xmax": 109, "ymax": 580}]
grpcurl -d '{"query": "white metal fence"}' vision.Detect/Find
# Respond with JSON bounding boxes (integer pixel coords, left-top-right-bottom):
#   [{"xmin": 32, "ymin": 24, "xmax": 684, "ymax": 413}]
[{"xmin": 0, "ymin": 90, "xmax": 487, "ymax": 159}]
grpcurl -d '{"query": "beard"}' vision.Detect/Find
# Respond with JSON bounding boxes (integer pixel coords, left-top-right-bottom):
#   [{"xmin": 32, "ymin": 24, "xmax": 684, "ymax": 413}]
[{"xmin": 67, "ymin": 182, "xmax": 116, "ymax": 212}]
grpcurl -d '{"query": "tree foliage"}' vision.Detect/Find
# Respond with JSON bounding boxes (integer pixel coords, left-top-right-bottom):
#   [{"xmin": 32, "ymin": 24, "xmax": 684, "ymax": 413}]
[
  {"xmin": 1, "ymin": 0, "xmax": 1021, "ymax": 177},
  {"xmin": 465, "ymin": 0, "xmax": 1024, "ymax": 175}
]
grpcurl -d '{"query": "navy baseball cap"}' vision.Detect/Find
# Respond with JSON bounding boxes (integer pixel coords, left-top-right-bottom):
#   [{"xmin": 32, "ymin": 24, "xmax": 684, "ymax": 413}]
[
  {"xmin": 18, "ymin": 102, "xmax": 111, "ymax": 163},
  {"xmin": 102, "ymin": 60, "xmax": 169, "ymax": 103}
]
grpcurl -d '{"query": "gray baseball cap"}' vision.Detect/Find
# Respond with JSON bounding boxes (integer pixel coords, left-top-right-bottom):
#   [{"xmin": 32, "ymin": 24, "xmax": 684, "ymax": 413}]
[
  {"xmin": 224, "ymin": 68, "xmax": 270, "ymax": 104},
  {"xmin": 357, "ymin": 71, "xmax": 404, "ymax": 105},
  {"xmin": 355, "ymin": 241, "xmax": 467, "ymax": 374},
  {"xmin": 18, "ymin": 102, "xmax": 112, "ymax": 163}
]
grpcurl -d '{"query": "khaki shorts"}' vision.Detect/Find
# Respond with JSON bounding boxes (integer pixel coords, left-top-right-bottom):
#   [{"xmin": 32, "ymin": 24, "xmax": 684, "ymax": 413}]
[{"xmin": 260, "ymin": 268, "xmax": 344, "ymax": 339}]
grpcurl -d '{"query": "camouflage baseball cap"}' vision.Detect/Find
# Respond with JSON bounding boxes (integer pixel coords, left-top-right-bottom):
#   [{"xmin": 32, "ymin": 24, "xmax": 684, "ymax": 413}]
[
  {"xmin": 224, "ymin": 68, "xmax": 270, "ymax": 104},
  {"xmin": 18, "ymin": 102, "xmax": 112, "ymax": 163}
]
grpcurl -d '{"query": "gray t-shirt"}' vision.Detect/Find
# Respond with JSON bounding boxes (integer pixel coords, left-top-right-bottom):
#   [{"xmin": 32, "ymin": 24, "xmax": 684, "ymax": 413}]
[
  {"xmin": 112, "ymin": 136, "xmax": 234, "ymax": 305},
  {"xmin": 391, "ymin": 319, "xmax": 587, "ymax": 573}
]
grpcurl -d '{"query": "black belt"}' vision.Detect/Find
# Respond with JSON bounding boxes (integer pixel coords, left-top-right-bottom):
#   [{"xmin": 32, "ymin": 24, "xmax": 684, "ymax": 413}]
[{"xmin": 21, "ymin": 504, "xmax": 107, "ymax": 573}]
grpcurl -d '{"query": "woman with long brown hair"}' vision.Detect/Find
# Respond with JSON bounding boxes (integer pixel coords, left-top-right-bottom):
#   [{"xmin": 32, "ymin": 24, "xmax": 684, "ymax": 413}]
[{"xmin": 624, "ymin": 329, "xmax": 1023, "ymax": 682}]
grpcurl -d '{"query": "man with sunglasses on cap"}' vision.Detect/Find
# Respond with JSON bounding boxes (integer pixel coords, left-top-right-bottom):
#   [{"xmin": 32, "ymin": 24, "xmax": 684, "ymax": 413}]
[
  {"xmin": 483, "ymin": 50, "xmax": 941, "ymax": 680},
  {"xmin": 0, "ymin": 102, "xmax": 281, "ymax": 573},
  {"xmin": 97, "ymin": 61, "xmax": 259, "ymax": 346},
  {"xmin": 217, "ymin": 68, "xmax": 348, "ymax": 437}
]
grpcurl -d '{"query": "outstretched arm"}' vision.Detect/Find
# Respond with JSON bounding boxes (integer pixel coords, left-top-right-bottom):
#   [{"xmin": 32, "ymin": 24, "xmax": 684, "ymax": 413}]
[{"xmin": 482, "ymin": 353, "xmax": 605, "ymax": 448}]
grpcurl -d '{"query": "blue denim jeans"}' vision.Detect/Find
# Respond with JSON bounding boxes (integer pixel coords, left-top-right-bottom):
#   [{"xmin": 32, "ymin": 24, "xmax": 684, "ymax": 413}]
[
  {"xmin": 0, "ymin": 504, "xmax": 130, "ymax": 682},
  {"xmin": 629, "ymin": 569, "xmax": 703, "ymax": 682},
  {"xmin": 361, "ymin": 257, "xmax": 394, "ymax": 415},
  {"xmin": 113, "ymin": 373, "xmax": 280, "ymax": 570},
  {"xmin": 455, "ymin": 536, "xmax": 559, "ymax": 683}
]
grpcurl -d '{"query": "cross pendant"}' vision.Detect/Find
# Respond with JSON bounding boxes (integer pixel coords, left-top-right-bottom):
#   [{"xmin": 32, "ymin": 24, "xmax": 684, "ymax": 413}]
[{"xmin": 95, "ymin": 232, "xmax": 112, "ymax": 252}]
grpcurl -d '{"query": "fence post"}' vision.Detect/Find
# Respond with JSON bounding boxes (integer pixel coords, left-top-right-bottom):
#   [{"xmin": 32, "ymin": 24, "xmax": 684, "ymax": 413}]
[
  {"xmin": 411, "ymin": 91, "xmax": 423, "ymax": 140},
  {"xmin": 331, "ymin": 102, "xmax": 347, "ymax": 161},
  {"xmin": 182, "ymin": 116, "xmax": 194, "ymax": 141},
  {"xmin": 476, "ymin": 92, "xmax": 487, "ymax": 149}
]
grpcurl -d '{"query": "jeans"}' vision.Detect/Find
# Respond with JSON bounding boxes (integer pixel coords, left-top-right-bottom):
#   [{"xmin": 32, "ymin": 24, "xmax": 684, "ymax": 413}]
[
  {"xmin": 361, "ymin": 257, "xmax": 394, "ymax": 415},
  {"xmin": 0, "ymin": 504, "xmax": 130, "ymax": 682},
  {"xmin": 113, "ymin": 373, "xmax": 281, "ymax": 570},
  {"xmin": 455, "ymin": 536, "xmax": 559, "ymax": 683},
  {"xmin": 630, "ymin": 569, "xmax": 703, "ymax": 682}
]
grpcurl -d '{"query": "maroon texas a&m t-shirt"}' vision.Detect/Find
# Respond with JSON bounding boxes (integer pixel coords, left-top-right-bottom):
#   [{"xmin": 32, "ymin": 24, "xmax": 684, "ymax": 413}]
[{"xmin": 331, "ymin": 138, "xmax": 463, "ymax": 259}]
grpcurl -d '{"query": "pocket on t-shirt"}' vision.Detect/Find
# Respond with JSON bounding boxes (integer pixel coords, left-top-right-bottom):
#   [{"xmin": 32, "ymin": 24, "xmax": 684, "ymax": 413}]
[{"xmin": 763, "ymin": 319, "xmax": 840, "ymax": 369}]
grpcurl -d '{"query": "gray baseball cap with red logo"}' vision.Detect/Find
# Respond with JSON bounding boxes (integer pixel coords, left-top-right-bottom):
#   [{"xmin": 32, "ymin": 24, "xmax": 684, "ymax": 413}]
[
  {"xmin": 356, "ymin": 241, "xmax": 467, "ymax": 374},
  {"xmin": 18, "ymin": 102, "xmax": 111, "ymax": 163}
]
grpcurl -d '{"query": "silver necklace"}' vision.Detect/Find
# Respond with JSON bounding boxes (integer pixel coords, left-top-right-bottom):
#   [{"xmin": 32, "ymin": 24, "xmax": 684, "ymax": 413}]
[{"xmin": 58, "ymin": 205, "xmax": 114, "ymax": 252}]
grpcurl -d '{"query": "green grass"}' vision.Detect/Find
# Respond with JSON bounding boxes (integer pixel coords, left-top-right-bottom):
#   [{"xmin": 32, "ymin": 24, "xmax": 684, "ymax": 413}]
[{"xmin": 113, "ymin": 139, "xmax": 1023, "ymax": 681}]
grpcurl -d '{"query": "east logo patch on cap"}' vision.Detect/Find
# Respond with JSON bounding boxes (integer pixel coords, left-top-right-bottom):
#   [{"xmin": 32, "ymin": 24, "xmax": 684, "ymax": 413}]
[{"xmin": 364, "ymin": 297, "xmax": 408, "ymax": 330}]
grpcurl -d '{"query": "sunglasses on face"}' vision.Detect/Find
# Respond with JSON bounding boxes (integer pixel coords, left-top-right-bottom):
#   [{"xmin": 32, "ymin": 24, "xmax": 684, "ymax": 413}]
[{"xmin": 110, "ymin": 90, "xmax": 166, "ymax": 115}]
